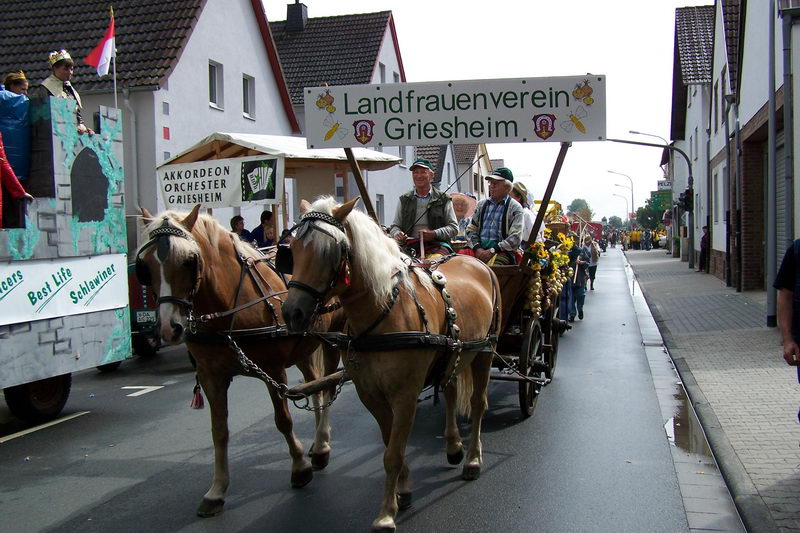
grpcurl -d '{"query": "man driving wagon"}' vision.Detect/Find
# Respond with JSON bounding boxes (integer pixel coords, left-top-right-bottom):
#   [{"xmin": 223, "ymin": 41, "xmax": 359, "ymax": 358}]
[{"xmin": 388, "ymin": 157, "xmax": 458, "ymax": 259}]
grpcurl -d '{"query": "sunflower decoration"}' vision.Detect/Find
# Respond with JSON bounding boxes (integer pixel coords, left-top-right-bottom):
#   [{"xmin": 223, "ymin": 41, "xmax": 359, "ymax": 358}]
[{"xmin": 543, "ymin": 227, "xmax": 552, "ymax": 239}]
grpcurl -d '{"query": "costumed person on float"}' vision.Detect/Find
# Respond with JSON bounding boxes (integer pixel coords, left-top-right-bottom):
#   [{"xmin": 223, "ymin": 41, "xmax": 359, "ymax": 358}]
[{"xmin": 32, "ymin": 50, "xmax": 93, "ymax": 135}]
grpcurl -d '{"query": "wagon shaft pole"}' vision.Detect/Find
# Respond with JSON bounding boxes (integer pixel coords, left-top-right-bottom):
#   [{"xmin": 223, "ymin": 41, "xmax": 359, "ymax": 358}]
[
  {"xmin": 344, "ymin": 148, "xmax": 379, "ymax": 222},
  {"xmin": 525, "ymin": 142, "xmax": 572, "ymax": 255},
  {"xmin": 285, "ymin": 369, "xmax": 348, "ymax": 398}
]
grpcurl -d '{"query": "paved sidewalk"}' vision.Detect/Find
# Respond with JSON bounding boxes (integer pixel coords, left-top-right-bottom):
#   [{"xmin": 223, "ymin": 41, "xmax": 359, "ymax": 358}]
[{"xmin": 626, "ymin": 249, "xmax": 800, "ymax": 533}]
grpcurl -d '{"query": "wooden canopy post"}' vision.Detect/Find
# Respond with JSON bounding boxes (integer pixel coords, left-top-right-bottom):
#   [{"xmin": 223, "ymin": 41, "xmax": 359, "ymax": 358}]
[
  {"xmin": 525, "ymin": 142, "xmax": 572, "ymax": 252},
  {"xmin": 344, "ymin": 147, "xmax": 378, "ymax": 222}
]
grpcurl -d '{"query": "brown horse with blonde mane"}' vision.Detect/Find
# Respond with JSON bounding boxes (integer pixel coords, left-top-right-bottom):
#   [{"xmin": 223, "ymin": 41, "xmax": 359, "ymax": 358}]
[
  {"xmin": 136, "ymin": 205, "xmax": 341, "ymax": 518},
  {"xmin": 281, "ymin": 197, "xmax": 500, "ymax": 532}
]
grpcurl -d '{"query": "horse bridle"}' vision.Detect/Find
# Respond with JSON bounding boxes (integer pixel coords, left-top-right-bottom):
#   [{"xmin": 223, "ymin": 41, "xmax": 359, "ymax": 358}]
[
  {"xmin": 279, "ymin": 211, "xmax": 351, "ymax": 307},
  {"xmin": 135, "ymin": 220, "xmax": 202, "ymax": 311}
]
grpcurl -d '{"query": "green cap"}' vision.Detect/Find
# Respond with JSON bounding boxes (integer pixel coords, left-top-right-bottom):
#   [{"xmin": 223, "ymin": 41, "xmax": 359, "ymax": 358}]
[
  {"xmin": 485, "ymin": 167, "xmax": 514, "ymax": 183},
  {"xmin": 410, "ymin": 157, "xmax": 434, "ymax": 171}
]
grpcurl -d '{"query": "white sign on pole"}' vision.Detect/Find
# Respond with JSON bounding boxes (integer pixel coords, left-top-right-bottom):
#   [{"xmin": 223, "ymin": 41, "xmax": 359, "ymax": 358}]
[
  {"xmin": 303, "ymin": 75, "xmax": 606, "ymax": 149},
  {"xmin": 658, "ymin": 180, "xmax": 673, "ymax": 191},
  {"xmin": 158, "ymin": 155, "xmax": 284, "ymax": 210},
  {"xmin": 0, "ymin": 254, "xmax": 128, "ymax": 326}
]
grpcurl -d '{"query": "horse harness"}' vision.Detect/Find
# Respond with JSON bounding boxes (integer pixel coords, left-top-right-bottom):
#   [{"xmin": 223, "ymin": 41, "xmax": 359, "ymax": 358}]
[
  {"xmin": 290, "ymin": 212, "xmax": 499, "ymax": 391},
  {"xmin": 135, "ymin": 219, "xmax": 295, "ymax": 344}
]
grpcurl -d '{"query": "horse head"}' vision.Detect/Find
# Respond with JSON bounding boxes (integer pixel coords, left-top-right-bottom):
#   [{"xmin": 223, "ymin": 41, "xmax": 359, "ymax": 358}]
[
  {"xmin": 136, "ymin": 204, "xmax": 204, "ymax": 344},
  {"xmin": 282, "ymin": 197, "xmax": 358, "ymax": 333}
]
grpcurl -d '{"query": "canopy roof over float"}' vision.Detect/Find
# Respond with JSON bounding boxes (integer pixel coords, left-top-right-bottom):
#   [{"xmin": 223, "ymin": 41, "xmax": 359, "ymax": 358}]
[{"xmin": 159, "ymin": 132, "xmax": 400, "ymax": 171}]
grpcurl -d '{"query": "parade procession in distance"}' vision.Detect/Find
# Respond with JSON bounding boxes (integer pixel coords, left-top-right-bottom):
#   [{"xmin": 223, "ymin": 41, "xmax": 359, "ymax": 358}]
[{"xmin": 4, "ymin": 1, "xmax": 800, "ymax": 532}]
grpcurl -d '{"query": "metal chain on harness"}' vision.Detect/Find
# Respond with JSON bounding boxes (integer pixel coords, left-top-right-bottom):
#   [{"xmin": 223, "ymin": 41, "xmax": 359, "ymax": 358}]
[{"xmin": 226, "ymin": 333, "xmax": 349, "ymax": 412}]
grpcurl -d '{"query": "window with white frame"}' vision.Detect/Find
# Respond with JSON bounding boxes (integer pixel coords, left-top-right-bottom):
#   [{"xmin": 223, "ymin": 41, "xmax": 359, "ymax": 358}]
[
  {"xmin": 242, "ymin": 74, "xmax": 255, "ymax": 118},
  {"xmin": 713, "ymin": 171, "xmax": 719, "ymax": 222},
  {"xmin": 376, "ymin": 194, "xmax": 385, "ymax": 225},
  {"xmin": 209, "ymin": 60, "xmax": 224, "ymax": 108},
  {"xmin": 393, "ymin": 71, "xmax": 400, "ymax": 83},
  {"xmin": 379, "ymin": 62, "xmax": 386, "ymax": 83},
  {"xmin": 399, "ymin": 145, "xmax": 407, "ymax": 165},
  {"xmin": 694, "ymin": 127, "xmax": 698, "ymax": 160},
  {"xmin": 713, "ymin": 80, "xmax": 718, "ymax": 133}
]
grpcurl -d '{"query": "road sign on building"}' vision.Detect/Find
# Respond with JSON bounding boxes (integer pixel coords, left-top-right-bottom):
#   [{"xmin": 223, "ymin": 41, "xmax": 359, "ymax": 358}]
[
  {"xmin": 650, "ymin": 190, "xmax": 672, "ymax": 210},
  {"xmin": 658, "ymin": 180, "xmax": 672, "ymax": 191}
]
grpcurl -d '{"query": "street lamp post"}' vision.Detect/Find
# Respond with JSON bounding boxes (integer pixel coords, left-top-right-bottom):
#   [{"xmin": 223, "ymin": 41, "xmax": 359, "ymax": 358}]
[
  {"xmin": 629, "ymin": 130, "xmax": 669, "ymax": 145},
  {"xmin": 608, "ymin": 170, "xmax": 634, "ymax": 223},
  {"xmin": 612, "ymin": 193, "xmax": 629, "ymax": 226},
  {"xmin": 608, "ymin": 138, "xmax": 694, "ymax": 269}
]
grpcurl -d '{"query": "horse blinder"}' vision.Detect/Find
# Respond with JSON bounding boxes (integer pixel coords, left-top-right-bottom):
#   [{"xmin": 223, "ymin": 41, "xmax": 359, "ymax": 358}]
[{"xmin": 275, "ymin": 244, "xmax": 293, "ymax": 275}]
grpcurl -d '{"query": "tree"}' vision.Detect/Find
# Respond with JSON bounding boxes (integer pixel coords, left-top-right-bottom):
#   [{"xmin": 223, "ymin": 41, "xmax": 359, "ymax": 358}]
[
  {"xmin": 567, "ymin": 198, "xmax": 589, "ymax": 215},
  {"xmin": 567, "ymin": 198, "xmax": 594, "ymax": 222},
  {"xmin": 636, "ymin": 200, "xmax": 662, "ymax": 230},
  {"xmin": 608, "ymin": 216, "xmax": 623, "ymax": 229}
]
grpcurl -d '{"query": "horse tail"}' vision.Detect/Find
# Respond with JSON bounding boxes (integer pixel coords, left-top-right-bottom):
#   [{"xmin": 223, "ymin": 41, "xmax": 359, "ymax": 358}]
[{"xmin": 456, "ymin": 364, "xmax": 473, "ymax": 418}]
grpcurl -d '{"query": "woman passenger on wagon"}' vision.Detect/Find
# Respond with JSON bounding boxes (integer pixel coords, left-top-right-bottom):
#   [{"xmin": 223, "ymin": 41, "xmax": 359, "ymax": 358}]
[
  {"xmin": 0, "ymin": 71, "xmax": 30, "ymax": 182},
  {"xmin": 0, "ymin": 131, "xmax": 34, "ymax": 228}
]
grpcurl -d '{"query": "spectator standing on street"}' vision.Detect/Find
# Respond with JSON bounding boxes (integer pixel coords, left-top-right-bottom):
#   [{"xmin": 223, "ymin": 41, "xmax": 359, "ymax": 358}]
[
  {"xmin": 251, "ymin": 209, "xmax": 274, "ymax": 248},
  {"xmin": 697, "ymin": 226, "xmax": 709, "ymax": 272},
  {"xmin": 230, "ymin": 215, "xmax": 253, "ymax": 243},
  {"xmin": 775, "ymin": 241, "xmax": 800, "ymax": 367}
]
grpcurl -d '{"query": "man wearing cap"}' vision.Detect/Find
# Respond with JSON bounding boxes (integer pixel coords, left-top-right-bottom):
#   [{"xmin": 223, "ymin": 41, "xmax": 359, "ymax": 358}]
[
  {"xmin": 32, "ymin": 50, "xmax": 93, "ymax": 135},
  {"xmin": 460, "ymin": 167, "xmax": 524, "ymax": 265},
  {"xmin": 389, "ymin": 157, "xmax": 458, "ymax": 258}
]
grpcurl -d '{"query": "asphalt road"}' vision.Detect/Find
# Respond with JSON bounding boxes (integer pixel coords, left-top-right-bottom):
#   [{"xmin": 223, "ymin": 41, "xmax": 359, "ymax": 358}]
[{"xmin": 0, "ymin": 249, "xmax": 692, "ymax": 533}]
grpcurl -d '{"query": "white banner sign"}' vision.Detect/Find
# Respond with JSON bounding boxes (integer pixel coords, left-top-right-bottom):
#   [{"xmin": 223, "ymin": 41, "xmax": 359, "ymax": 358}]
[
  {"xmin": 0, "ymin": 254, "xmax": 128, "ymax": 326},
  {"xmin": 303, "ymin": 75, "xmax": 606, "ymax": 148},
  {"xmin": 658, "ymin": 180, "xmax": 673, "ymax": 191},
  {"xmin": 158, "ymin": 155, "xmax": 284, "ymax": 210}
]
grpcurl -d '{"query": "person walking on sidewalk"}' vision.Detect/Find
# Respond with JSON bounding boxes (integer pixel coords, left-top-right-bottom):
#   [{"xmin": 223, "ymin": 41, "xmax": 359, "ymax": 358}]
[
  {"xmin": 569, "ymin": 238, "xmax": 590, "ymax": 320},
  {"xmin": 584, "ymin": 234, "xmax": 600, "ymax": 290},
  {"xmin": 775, "ymin": 240, "xmax": 800, "ymax": 366}
]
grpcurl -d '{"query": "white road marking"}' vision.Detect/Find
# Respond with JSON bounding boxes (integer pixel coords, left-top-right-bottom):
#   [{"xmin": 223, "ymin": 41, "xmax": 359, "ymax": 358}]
[
  {"xmin": 0, "ymin": 411, "xmax": 91, "ymax": 444},
  {"xmin": 121, "ymin": 386, "xmax": 164, "ymax": 397}
]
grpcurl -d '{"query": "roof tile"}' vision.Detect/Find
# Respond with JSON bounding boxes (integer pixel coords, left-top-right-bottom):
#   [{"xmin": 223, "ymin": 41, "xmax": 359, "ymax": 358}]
[
  {"xmin": 675, "ymin": 5, "xmax": 714, "ymax": 85},
  {"xmin": 0, "ymin": 0, "xmax": 202, "ymax": 92},
  {"xmin": 270, "ymin": 11, "xmax": 392, "ymax": 105}
]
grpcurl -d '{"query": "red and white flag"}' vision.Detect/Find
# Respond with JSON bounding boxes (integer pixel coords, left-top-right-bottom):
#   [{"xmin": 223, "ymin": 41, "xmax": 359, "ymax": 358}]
[{"xmin": 84, "ymin": 13, "xmax": 115, "ymax": 76}]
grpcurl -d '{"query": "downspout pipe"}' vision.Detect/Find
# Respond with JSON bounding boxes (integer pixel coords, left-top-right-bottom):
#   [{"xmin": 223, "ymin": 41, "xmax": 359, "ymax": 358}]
[
  {"xmin": 734, "ymin": 101, "xmax": 743, "ymax": 292},
  {"xmin": 768, "ymin": 0, "xmax": 777, "ymax": 327},
  {"xmin": 783, "ymin": 12, "xmax": 796, "ymax": 252},
  {"xmin": 723, "ymin": 96, "xmax": 733, "ymax": 283}
]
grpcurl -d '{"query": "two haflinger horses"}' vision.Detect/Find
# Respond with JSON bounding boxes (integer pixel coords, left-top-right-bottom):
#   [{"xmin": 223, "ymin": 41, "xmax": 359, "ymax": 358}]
[
  {"xmin": 282, "ymin": 197, "xmax": 501, "ymax": 532},
  {"xmin": 136, "ymin": 205, "xmax": 342, "ymax": 517}
]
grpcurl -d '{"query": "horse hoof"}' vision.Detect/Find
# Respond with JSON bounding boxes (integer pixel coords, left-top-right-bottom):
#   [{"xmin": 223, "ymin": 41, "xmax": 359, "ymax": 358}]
[
  {"xmin": 397, "ymin": 491, "xmax": 413, "ymax": 510},
  {"xmin": 462, "ymin": 464, "xmax": 481, "ymax": 481},
  {"xmin": 447, "ymin": 448, "xmax": 464, "ymax": 465},
  {"xmin": 311, "ymin": 451, "xmax": 330, "ymax": 470},
  {"xmin": 196, "ymin": 498, "xmax": 225, "ymax": 517},
  {"xmin": 291, "ymin": 465, "xmax": 314, "ymax": 488},
  {"xmin": 371, "ymin": 521, "xmax": 396, "ymax": 532}
]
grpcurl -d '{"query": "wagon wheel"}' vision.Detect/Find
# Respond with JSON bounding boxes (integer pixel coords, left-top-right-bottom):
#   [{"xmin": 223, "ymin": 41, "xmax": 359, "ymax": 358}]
[
  {"xmin": 518, "ymin": 317, "xmax": 544, "ymax": 418},
  {"xmin": 544, "ymin": 306, "xmax": 560, "ymax": 380}
]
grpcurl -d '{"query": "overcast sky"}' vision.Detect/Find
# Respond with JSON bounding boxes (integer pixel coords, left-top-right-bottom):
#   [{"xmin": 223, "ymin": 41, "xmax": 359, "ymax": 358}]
[{"xmin": 263, "ymin": 0, "xmax": 713, "ymax": 221}]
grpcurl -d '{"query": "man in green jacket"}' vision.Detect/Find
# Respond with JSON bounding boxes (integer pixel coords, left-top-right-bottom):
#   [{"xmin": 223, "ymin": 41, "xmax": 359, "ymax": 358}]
[{"xmin": 389, "ymin": 157, "xmax": 458, "ymax": 258}]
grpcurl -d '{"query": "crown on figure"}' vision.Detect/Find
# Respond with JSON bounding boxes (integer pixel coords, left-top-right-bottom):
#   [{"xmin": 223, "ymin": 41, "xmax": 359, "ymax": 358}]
[{"xmin": 48, "ymin": 49, "xmax": 72, "ymax": 67}]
